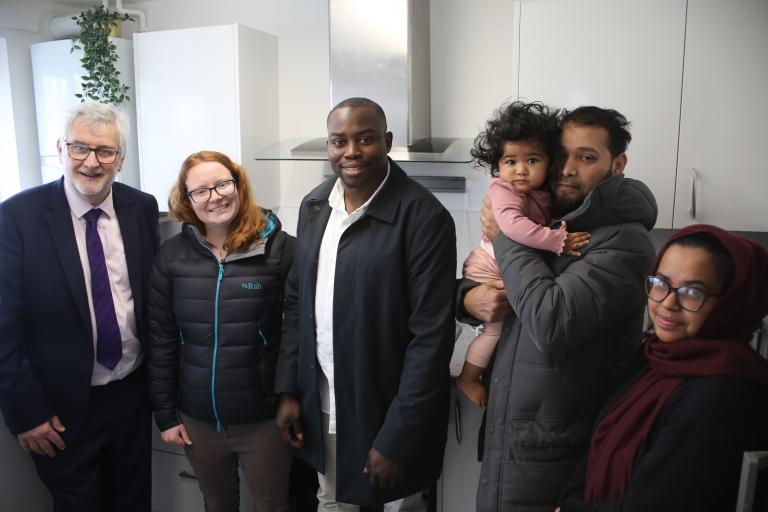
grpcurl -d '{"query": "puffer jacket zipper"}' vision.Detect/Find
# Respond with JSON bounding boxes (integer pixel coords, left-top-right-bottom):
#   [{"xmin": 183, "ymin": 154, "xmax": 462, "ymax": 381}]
[
  {"xmin": 212, "ymin": 260, "xmax": 225, "ymax": 431},
  {"xmin": 189, "ymin": 228, "xmax": 227, "ymax": 432}
]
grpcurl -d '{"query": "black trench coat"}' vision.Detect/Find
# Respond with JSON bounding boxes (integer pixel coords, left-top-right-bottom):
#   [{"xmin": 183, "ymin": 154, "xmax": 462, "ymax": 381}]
[{"xmin": 276, "ymin": 160, "xmax": 456, "ymax": 506}]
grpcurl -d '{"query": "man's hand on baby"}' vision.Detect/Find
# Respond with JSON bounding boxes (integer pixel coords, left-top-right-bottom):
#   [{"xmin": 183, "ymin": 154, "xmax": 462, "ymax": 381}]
[{"xmin": 561, "ymin": 221, "xmax": 591, "ymax": 257}]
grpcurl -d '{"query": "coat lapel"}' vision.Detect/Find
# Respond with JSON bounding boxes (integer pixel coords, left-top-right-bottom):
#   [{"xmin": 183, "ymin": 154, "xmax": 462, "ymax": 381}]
[
  {"xmin": 44, "ymin": 178, "xmax": 91, "ymax": 336},
  {"xmin": 113, "ymin": 186, "xmax": 143, "ymax": 334},
  {"xmin": 363, "ymin": 158, "xmax": 404, "ymax": 224},
  {"xmin": 303, "ymin": 179, "xmax": 334, "ymax": 300}
]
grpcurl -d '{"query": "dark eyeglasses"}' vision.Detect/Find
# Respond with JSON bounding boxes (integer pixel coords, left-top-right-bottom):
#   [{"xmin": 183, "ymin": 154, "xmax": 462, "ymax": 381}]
[
  {"xmin": 645, "ymin": 275, "xmax": 722, "ymax": 312},
  {"xmin": 65, "ymin": 142, "xmax": 121, "ymax": 164},
  {"xmin": 186, "ymin": 179, "xmax": 237, "ymax": 204}
]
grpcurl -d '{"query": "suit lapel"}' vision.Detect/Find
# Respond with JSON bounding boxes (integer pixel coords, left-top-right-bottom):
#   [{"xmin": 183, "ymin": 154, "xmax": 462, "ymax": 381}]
[
  {"xmin": 113, "ymin": 186, "xmax": 143, "ymax": 334},
  {"xmin": 44, "ymin": 178, "xmax": 91, "ymax": 336}
]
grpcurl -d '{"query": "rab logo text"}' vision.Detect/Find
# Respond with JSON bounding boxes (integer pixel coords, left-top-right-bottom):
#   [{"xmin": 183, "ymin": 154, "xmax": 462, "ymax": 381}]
[{"xmin": 241, "ymin": 282, "xmax": 262, "ymax": 290}]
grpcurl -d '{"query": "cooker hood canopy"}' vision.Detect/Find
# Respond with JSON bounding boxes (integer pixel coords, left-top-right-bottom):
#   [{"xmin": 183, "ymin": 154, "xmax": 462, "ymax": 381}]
[{"xmin": 254, "ymin": 0, "xmax": 472, "ymax": 163}]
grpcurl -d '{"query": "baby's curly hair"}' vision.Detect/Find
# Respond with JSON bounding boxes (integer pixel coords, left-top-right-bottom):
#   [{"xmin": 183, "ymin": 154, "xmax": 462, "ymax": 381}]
[{"xmin": 472, "ymin": 101, "xmax": 562, "ymax": 178}]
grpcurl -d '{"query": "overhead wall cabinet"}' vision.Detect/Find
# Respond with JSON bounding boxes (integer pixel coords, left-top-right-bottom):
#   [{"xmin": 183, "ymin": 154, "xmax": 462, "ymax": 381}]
[
  {"xmin": 511, "ymin": 0, "xmax": 767, "ymax": 232},
  {"xmin": 673, "ymin": 0, "xmax": 768, "ymax": 231},
  {"xmin": 30, "ymin": 38, "xmax": 140, "ymax": 188},
  {"xmin": 511, "ymin": 0, "xmax": 686, "ymax": 229},
  {"xmin": 133, "ymin": 24, "xmax": 278, "ymax": 211}
]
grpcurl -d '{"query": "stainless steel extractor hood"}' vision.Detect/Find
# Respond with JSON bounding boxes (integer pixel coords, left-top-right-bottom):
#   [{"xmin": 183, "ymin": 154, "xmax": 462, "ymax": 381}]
[
  {"xmin": 255, "ymin": 0, "xmax": 472, "ymax": 164},
  {"xmin": 330, "ymin": 0, "xmax": 429, "ymax": 147}
]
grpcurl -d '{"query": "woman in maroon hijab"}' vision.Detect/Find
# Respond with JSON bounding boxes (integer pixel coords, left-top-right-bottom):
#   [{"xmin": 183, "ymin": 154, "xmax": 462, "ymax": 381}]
[{"xmin": 556, "ymin": 224, "xmax": 768, "ymax": 511}]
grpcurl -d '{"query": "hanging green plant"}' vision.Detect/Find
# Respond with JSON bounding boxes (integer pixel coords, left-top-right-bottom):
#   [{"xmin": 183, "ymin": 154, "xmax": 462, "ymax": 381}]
[{"xmin": 70, "ymin": 6, "xmax": 133, "ymax": 104}]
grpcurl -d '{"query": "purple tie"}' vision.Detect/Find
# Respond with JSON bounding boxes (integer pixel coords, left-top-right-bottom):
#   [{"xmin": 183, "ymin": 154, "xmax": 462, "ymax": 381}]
[{"xmin": 83, "ymin": 208, "xmax": 122, "ymax": 370}]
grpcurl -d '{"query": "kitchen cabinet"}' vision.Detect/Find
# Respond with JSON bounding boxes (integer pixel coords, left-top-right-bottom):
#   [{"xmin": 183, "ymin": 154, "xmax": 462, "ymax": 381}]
[
  {"xmin": 437, "ymin": 321, "xmax": 485, "ymax": 512},
  {"xmin": 672, "ymin": 0, "xmax": 768, "ymax": 231},
  {"xmin": 150, "ymin": 424, "xmax": 253, "ymax": 512},
  {"xmin": 30, "ymin": 38, "xmax": 140, "ymax": 189},
  {"xmin": 512, "ymin": 0, "xmax": 768, "ymax": 232},
  {"xmin": 133, "ymin": 24, "xmax": 279, "ymax": 211},
  {"xmin": 512, "ymin": 0, "xmax": 686, "ymax": 228},
  {"xmin": 0, "ymin": 415, "xmax": 51, "ymax": 512}
]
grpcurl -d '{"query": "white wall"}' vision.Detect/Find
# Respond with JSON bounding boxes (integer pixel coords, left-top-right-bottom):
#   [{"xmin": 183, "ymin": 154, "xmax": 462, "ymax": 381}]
[
  {"xmin": 430, "ymin": 0, "xmax": 518, "ymax": 138},
  {"xmin": 1, "ymin": 0, "xmax": 523, "ymax": 208},
  {"xmin": 0, "ymin": 0, "xmax": 89, "ymax": 191},
  {"xmin": 0, "ymin": 37, "xmax": 22, "ymax": 200},
  {"xmin": 0, "ymin": 2, "xmax": 44, "ymax": 191}
]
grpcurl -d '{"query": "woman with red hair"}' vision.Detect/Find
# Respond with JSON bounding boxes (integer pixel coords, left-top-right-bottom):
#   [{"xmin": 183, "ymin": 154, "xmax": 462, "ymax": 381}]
[
  {"xmin": 146, "ymin": 151, "xmax": 294, "ymax": 511},
  {"xmin": 557, "ymin": 224, "xmax": 768, "ymax": 511}
]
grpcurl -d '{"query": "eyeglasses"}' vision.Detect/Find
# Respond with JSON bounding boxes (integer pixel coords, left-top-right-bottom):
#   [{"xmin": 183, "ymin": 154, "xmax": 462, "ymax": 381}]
[
  {"xmin": 645, "ymin": 275, "xmax": 721, "ymax": 312},
  {"xmin": 187, "ymin": 179, "xmax": 237, "ymax": 204},
  {"xmin": 65, "ymin": 142, "xmax": 121, "ymax": 164}
]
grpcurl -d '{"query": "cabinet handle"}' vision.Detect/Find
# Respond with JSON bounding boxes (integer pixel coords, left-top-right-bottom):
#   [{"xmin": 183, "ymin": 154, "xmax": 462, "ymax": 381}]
[
  {"xmin": 178, "ymin": 470, "xmax": 197, "ymax": 480},
  {"xmin": 689, "ymin": 167, "xmax": 698, "ymax": 220},
  {"xmin": 454, "ymin": 396, "xmax": 462, "ymax": 444}
]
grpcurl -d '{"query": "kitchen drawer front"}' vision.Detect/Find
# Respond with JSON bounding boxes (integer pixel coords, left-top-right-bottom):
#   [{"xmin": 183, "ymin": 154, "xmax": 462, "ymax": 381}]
[
  {"xmin": 151, "ymin": 449, "xmax": 254, "ymax": 512},
  {"xmin": 151, "ymin": 450, "xmax": 205, "ymax": 512}
]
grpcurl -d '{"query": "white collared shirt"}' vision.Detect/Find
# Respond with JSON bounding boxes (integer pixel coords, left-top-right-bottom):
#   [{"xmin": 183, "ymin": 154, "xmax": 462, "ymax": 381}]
[
  {"xmin": 315, "ymin": 164, "xmax": 390, "ymax": 434},
  {"xmin": 64, "ymin": 179, "xmax": 142, "ymax": 386}
]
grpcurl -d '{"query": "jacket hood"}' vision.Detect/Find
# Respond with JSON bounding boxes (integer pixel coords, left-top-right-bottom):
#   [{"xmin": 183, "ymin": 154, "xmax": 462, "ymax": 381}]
[
  {"xmin": 561, "ymin": 175, "xmax": 658, "ymax": 232},
  {"xmin": 259, "ymin": 210, "xmax": 280, "ymax": 238},
  {"xmin": 182, "ymin": 209, "xmax": 282, "ymax": 261}
]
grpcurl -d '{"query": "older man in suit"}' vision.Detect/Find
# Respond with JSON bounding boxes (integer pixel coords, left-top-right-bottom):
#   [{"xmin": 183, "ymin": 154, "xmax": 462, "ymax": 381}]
[{"xmin": 0, "ymin": 101, "xmax": 159, "ymax": 511}]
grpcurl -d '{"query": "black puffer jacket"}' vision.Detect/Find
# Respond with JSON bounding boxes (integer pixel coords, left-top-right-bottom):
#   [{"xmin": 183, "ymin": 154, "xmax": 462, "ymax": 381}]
[{"xmin": 147, "ymin": 212, "xmax": 294, "ymax": 431}]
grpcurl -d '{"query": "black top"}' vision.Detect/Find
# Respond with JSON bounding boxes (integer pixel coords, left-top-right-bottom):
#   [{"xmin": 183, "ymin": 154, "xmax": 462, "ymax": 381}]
[{"xmin": 559, "ymin": 348, "xmax": 768, "ymax": 512}]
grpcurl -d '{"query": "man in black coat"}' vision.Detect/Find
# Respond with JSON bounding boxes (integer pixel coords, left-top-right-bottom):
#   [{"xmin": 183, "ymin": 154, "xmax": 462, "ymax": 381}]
[
  {"xmin": 275, "ymin": 97, "xmax": 457, "ymax": 509},
  {"xmin": 0, "ymin": 102, "xmax": 159, "ymax": 511}
]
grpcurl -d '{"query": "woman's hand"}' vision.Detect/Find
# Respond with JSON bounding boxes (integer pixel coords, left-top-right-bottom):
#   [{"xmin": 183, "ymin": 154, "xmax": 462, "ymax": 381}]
[{"xmin": 160, "ymin": 424, "xmax": 192, "ymax": 446}]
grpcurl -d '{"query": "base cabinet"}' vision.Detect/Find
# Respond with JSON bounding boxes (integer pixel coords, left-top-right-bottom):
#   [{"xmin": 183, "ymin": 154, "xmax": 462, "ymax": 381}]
[
  {"xmin": 150, "ymin": 426, "xmax": 253, "ymax": 512},
  {"xmin": 437, "ymin": 389, "xmax": 484, "ymax": 512}
]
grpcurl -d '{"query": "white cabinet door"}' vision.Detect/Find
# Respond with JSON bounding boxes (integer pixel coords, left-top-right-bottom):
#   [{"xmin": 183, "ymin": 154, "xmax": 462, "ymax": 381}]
[
  {"xmin": 134, "ymin": 25, "xmax": 241, "ymax": 209},
  {"xmin": 437, "ymin": 387, "xmax": 484, "ymax": 512},
  {"xmin": 513, "ymin": 0, "xmax": 686, "ymax": 228},
  {"xmin": 673, "ymin": 0, "xmax": 768, "ymax": 231},
  {"xmin": 151, "ymin": 450, "xmax": 206, "ymax": 512},
  {"xmin": 30, "ymin": 38, "xmax": 139, "ymax": 189},
  {"xmin": 0, "ymin": 415, "xmax": 51, "ymax": 512}
]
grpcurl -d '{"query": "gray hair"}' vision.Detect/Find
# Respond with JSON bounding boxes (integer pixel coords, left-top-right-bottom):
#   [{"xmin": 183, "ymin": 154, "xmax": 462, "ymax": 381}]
[{"xmin": 63, "ymin": 102, "xmax": 129, "ymax": 156}]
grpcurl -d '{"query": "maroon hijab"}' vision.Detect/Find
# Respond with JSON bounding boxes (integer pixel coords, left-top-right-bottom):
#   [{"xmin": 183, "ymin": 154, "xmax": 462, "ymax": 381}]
[{"xmin": 584, "ymin": 224, "xmax": 768, "ymax": 501}]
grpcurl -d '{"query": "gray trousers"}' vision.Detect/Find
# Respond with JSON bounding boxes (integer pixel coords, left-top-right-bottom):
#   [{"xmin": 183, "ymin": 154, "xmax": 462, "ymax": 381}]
[{"xmin": 181, "ymin": 412, "xmax": 291, "ymax": 512}]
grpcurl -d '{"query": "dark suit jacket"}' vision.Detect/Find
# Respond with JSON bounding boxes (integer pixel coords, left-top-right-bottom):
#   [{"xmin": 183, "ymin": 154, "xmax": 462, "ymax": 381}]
[
  {"xmin": 0, "ymin": 177, "xmax": 159, "ymax": 441},
  {"xmin": 275, "ymin": 160, "xmax": 457, "ymax": 506}
]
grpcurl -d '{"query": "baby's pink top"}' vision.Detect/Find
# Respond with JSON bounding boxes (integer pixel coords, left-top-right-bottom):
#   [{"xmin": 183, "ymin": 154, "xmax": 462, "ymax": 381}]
[{"xmin": 488, "ymin": 177, "xmax": 566, "ymax": 255}]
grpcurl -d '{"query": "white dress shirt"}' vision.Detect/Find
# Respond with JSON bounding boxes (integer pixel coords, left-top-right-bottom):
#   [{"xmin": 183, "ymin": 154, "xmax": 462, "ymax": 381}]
[
  {"xmin": 315, "ymin": 164, "xmax": 390, "ymax": 434},
  {"xmin": 64, "ymin": 179, "xmax": 142, "ymax": 386}
]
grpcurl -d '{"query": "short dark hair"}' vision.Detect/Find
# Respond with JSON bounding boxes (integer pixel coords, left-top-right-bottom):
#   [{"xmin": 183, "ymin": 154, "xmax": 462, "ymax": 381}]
[
  {"xmin": 471, "ymin": 101, "xmax": 561, "ymax": 178},
  {"xmin": 561, "ymin": 106, "xmax": 632, "ymax": 158},
  {"xmin": 327, "ymin": 97, "xmax": 387, "ymax": 131},
  {"xmin": 668, "ymin": 232, "xmax": 735, "ymax": 294}
]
